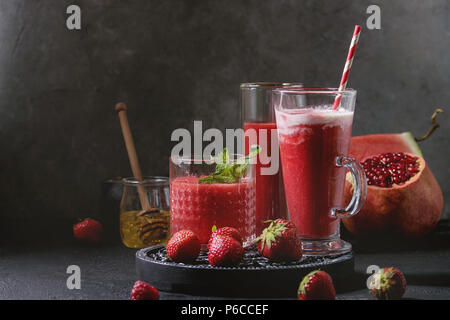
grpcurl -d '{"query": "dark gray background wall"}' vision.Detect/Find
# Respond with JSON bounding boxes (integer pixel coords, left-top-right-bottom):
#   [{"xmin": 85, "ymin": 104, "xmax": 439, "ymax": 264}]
[{"xmin": 0, "ymin": 0, "xmax": 448, "ymax": 242}]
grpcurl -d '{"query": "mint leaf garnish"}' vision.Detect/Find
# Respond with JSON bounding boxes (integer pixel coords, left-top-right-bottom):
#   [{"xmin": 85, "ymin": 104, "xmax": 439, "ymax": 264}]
[{"xmin": 198, "ymin": 145, "xmax": 261, "ymax": 184}]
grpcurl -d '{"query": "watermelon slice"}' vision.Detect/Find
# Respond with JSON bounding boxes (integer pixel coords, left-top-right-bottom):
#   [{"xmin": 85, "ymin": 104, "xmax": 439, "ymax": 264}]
[{"xmin": 349, "ymin": 132, "xmax": 423, "ymax": 161}]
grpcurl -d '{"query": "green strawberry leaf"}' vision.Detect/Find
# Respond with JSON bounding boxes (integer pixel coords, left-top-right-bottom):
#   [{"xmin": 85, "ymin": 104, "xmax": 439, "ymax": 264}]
[{"xmin": 258, "ymin": 219, "xmax": 289, "ymax": 251}]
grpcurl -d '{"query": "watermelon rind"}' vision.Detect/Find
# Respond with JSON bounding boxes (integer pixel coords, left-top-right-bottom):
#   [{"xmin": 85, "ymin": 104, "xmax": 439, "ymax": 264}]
[{"xmin": 349, "ymin": 132, "xmax": 423, "ymax": 161}]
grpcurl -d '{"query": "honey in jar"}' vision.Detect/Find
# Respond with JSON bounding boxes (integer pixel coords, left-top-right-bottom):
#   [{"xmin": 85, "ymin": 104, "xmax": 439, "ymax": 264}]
[{"xmin": 120, "ymin": 177, "xmax": 170, "ymax": 249}]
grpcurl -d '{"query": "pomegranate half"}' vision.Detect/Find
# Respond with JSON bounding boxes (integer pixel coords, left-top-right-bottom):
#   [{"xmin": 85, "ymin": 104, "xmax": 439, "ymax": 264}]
[{"xmin": 342, "ymin": 152, "xmax": 443, "ymax": 237}]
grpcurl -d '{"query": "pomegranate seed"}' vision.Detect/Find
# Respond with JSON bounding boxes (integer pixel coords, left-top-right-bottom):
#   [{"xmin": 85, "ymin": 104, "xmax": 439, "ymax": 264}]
[{"xmin": 361, "ymin": 152, "xmax": 419, "ymax": 188}]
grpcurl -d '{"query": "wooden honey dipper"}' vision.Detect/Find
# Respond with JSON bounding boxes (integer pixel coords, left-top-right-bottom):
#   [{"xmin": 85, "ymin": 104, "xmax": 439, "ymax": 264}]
[{"xmin": 115, "ymin": 102, "xmax": 158, "ymax": 216}]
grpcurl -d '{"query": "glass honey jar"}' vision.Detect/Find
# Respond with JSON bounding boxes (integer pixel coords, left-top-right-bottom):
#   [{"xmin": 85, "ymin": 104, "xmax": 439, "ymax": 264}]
[{"xmin": 120, "ymin": 176, "xmax": 170, "ymax": 248}]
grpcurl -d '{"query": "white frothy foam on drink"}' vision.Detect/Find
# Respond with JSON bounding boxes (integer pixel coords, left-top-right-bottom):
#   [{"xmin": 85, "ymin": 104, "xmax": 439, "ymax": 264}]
[{"xmin": 275, "ymin": 106, "xmax": 354, "ymax": 137}]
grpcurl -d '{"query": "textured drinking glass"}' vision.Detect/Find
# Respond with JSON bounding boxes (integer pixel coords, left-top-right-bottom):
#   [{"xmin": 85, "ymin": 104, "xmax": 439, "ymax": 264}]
[
  {"xmin": 273, "ymin": 88, "xmax": 367, "ymax": 255},
  {"xmin": 241, "ymin": 82, "xmax": 303, "ymax": 235},
  {"xmin": 170, "ymin": 155, "xmax": 256, "ymax": 248},
  {"xmin": 120, "ymin": 176, "xmax": 170, "ymax": 249}
]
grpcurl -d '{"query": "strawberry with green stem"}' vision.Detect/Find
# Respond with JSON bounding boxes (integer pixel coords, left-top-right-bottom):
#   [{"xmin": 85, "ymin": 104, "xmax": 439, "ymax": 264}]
[
  {"xmin": 298, "ymin": 270, "xmax": 336, "ymax": 300},
  {"xmin": 257, "ymin": 219, "xmax": 302, "ymax": 262},
  {"xmin": 208, "ymin": 234, "xmax": 244, "ymax": 267},
  {"xmin": 208, "ymin": 225, "xmax": 242, "ymax": 250},
  {"xmin": 368, "ymin": 267, "xmax": 406, "ymax": 300}
]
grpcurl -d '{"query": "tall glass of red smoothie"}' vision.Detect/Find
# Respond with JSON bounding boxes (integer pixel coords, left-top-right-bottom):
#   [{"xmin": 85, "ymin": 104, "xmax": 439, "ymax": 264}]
[
  {"xmin": 241, "ymin": 82, "xmax": 303, "ymax": 235},
  {"xmin": 273, "ymin": 88, "xmax": 367, "ymax": 255},
  {"xmin": 170, "ymin": 152, "xmax": 256, "ymax": 248}
]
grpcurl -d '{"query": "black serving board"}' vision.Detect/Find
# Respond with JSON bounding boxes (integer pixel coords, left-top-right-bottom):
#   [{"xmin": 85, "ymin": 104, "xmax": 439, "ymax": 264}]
[{"xmin": 136, "ymin": 245, "xmax": 355, "ymax": 298}]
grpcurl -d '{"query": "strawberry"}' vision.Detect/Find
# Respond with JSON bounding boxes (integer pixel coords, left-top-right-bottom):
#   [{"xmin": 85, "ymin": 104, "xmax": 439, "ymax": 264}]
[
  {"xmin": 207, "ymin": 226, "xmax": 242, "ymax": 250},
  {"xmin": 73, "ymin": 218, "xmax": 103, "ymax": 243},
  {"xmin": 131, "ymin": 281, "xmax": 159, "ymax": 300},
  {"xmin": 368, "ymin": 267, "xmax": 406, "ymax": 300},
  {"xmin": 298, "ymin": 270, "xmax": 336, "ymax": 300},
  {"xmin": 256, "ymin": 219, "xmax": 302, "ymax": 261},
  {"xmin": 166, "ymin": 230, "xmax": 201, "ymax": 263},
  {"xmin": 208, "ymin": 235, "xmax": 244, "ymax": 267}
]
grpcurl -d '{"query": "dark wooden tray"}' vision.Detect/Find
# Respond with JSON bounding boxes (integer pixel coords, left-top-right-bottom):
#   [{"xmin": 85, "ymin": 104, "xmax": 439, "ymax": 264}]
[{"xmin": 136, "ymin": 245, "xmax": 355, "ymax": 298}]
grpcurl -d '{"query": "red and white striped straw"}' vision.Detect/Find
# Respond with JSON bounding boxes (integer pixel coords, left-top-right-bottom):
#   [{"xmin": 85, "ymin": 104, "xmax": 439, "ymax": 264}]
[{"xmin": 332, "ymin": 25, "xmax": 362, "ymax": 110}]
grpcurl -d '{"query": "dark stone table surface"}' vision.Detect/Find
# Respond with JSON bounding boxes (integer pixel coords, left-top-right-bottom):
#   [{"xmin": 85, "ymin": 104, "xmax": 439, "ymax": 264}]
[{"xmin": 0, "ymin": 227, "xmax": 449, "ymax": 300}]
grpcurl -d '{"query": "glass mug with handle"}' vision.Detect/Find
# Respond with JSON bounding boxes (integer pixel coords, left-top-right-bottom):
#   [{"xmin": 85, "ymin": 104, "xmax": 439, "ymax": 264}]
[{"xmin": 273, "ymin": 88, "xmax": 367, "ymax": 255}]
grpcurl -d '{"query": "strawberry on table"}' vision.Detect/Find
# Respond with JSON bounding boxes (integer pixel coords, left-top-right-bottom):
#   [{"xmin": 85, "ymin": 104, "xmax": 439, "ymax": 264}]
[
  {"xmin": 257, "ymin": 219, "xmax": 302, "ymax": 261},
  {"xmin": 166, "ymin": 230, "xmax": 201, "ymax": 263},
  {"xmin": 208, "ymin": 235, "xmax": 244, "ymax": 267},
  {"xmin": 298, "ymin": 270, "xmax": 336, "ymax": 300},
  {"xmin": 368, "ymin": 267, "xmax": 406, "ymax": 300},
  {"xmin": 131, "ymin": 281, "xmax": 159, "ymax": 300},
  {"xmin": 207, "ymin": 226, "xmax": 242, "ymax": 250},
  {"xmin": 73, "ymin": 218, "xmax": 103, "ymax": 243}
]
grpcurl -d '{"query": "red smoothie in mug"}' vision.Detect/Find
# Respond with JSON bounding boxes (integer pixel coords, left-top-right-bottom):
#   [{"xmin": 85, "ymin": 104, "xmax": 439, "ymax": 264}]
[
  {"xmin": 275, "ymin": 108, "xmax": 354, "ymax": 239},
  {"xmin": 244, "ymin": 122, "xmax": 287, "ymax": 234},
  {"xmin": 170, "ymin": 176, "xmax": 256, "ymax": 244}
]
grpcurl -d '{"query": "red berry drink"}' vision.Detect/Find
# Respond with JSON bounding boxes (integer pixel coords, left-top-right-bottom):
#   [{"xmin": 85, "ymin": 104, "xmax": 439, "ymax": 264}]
[
  {"xmin": 244, "ymin": 122, "xmax": 287, "ymax": 234},
  {"xmin": 170, "ymin": 176, "xmax": 256, "ymax": 245},
  {"xmin": 241, "ymin": 83, "xmax": 302, "ymax": 234},
  {"xmin": 276, "ymin": 108, "xmax": 354, "ymax": 239},
  {"xmin": 273, "ymin": 88, "xmax": 366, "ymax": 255}
]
